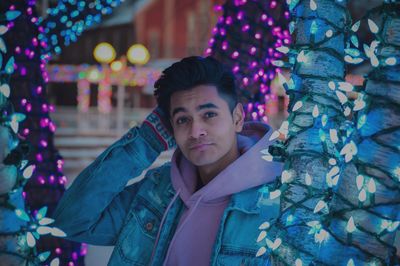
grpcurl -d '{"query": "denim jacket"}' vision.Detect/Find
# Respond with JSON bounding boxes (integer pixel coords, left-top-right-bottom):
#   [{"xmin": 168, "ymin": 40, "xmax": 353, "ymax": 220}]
[{"xmin": 52, "ymin": 125, "xmax": 281, "ymax": 266}]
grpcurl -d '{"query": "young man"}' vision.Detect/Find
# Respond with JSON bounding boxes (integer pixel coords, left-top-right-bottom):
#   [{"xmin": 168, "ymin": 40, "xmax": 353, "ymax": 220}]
[{"xmin": 53, "ymin": 56, "xmax": 283, "ymax": 266}]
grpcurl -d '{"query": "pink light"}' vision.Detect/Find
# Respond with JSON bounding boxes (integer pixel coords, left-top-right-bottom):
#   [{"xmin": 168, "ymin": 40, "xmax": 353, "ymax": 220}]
[
  {"xmin": 72, "ymin": 252, "xmax": 78, "ymax": 260},
  {"xmin": 36, "ymin": 86, "xmax": 43, "ymax": 94},
  {"xmin": 10, "ymin": 5, "xmax": 15, "ymax": 10},
  {"xmin": 49, "ymin": 104, "xmax": 55, "ymax": 112},
  {"xmin": 219, "ymin": 28, "xmax": 226, "ymax": 36},
  {"xmin": 23, "ymin": 128, "xmax": 30, "ymax": 135},
  {"xmin": 15, "ymin": 46, "xmax": 21, "ymax": 54},
  {"xmin": 40, "ymin": 118, "xmax": 47, "ymax": 128},
  {"xmin": 36, "ymin": 153, "xmax": 43, "ymax": 162},
  {"xmin": 258, "ymin": 69, "xmax": 264, "ymax": 76},
  {"xmin": 208, "ymin": 38, "xmax": 215, "ymax": 46},
  {"xmin": 22, "ymin": 191, "xmax": 26, "ymax": 198},
  {"xmin": 49, "ymin": 175, "xmax": 55, "ymax": 183},
  {"xmin": 205, "ymin": 48, "xmax": 212, "ymax": 55},
  {"xmin": 68, "ymin": 262, "xmax": 75, "ymax": 266},
  {"xmin": 284, "ymin": 38, "xmax": 290, "ymax": 44},
  {"xmin": 27, "ymin": 7, "xmax": 33, "ymax": 15},
  {"xmin": 232, "ymin": 51, "xmax": 239, "ymax": 59},
  {"xmin": 252, "ymin": 112, "xmax": 258, "ymax": 120},
  {"xmin": 255, "ymin": 33, "xmax": 261, "ymax": 39},
  {"xmin": 21, "ymin": 98, "xmax": 27, "ymax": 106},
  {"xmin": 241, "ymin": 24, "xmax": 250, "ymax": 32},
  {"xmin": 226, "ymin": 16, "xmax": 232, "ymax": 25},
  {"xmin": 250, "ymin": 47, "xmax": 257, "ymax": 55},
  {"xmin": 214, "ymin": 5, "xmax": 223, "ymax": 12},
  {"xmin": 270, "ymin": 1, "xmax": 277, "ymax": 8},
  {"xmin": 38, "ymin": 176, "xmax": 45, "ymax": 185},
  {"xmin": 40, "ymin": 140, "xmax": 48, "ymax": 148},
  {"xmin": 26, "ymin": 103, "xmax": 32, "ymax": 112},
  {"xmin": 212, "ymin": 27, "xmax": 218, "ymax": 34},
  {"xmin": 55, "ymin": 248, "xmax": 62, "ymax": 255},
  {"xmin": 261, "ymin": 14, "xmax": 268, "ymax": 21},
  {"xmin": 237, "ymin": 11, "xmax": 243, "ymax": 20},
  {"xmin": 41, "ymin": 103, "xmax": 48, "ymax": 112},
  {"xmin": 268, "ymin": 18, "xmax": 274, "ymax": 26},
  {"xmin": 232, "ymin": 65, "xmax": 239, "ymax": 73},
  {"xmin": 242, "ymin": 77, "xmax": 249, "ymax": 86},
  {"xmin": 251, "ymin": 61, "xmax": 258, "ymax": 68},
  {"xmin": 222, "ymin": 41, "xmax": 228, "ymax": 50},
  {"xmin": 31, "ymin": 17, "xmax": 38, "ymax": 23},
  {"xmin": 49, "ymin": 122, "xmax": 56, "ymax": 133}
]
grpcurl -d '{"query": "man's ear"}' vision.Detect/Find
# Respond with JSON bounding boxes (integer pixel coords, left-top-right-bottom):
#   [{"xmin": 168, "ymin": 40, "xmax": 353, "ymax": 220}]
[{"xmin": 233, "ymin": 103, "xmax": 244, "ymax": 132}]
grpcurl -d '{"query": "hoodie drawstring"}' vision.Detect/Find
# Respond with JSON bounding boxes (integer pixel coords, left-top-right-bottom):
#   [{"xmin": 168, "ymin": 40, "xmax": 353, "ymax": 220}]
[
  {"xmin": 149, "ymin": 188, "xmax": 182, "ymax": 266},
  {"xmin": 162, "ymin": 194, "xmax": 205, "ymax": 265}
]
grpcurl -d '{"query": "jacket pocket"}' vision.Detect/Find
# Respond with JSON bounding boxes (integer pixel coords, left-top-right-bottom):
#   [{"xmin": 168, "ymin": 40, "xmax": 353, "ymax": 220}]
[
  {"xmin": 216, "ymin": 245, "xmax": 270, "ymax": 266},
  {"xmin": 116, "ymin": 200, "xmax": 161, "ymax": 265}
]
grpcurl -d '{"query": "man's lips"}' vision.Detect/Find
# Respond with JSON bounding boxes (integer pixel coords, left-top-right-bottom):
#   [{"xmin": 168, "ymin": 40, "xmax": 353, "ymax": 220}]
[{"xmin": 188, "ymin": 143, "xmax": 212, "ymax": 150}]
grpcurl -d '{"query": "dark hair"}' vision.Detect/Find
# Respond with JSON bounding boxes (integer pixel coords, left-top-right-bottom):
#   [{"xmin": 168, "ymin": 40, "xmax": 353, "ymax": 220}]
[{"xmin": 154, "ymin": 56, "xmax": 238, "ymax": 126}]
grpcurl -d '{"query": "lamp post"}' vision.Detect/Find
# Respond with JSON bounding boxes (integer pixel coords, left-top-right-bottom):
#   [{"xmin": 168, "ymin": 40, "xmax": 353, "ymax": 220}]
[{"xmin": 91, "ymin": 42, "xmax": 150, "ymax": 134}]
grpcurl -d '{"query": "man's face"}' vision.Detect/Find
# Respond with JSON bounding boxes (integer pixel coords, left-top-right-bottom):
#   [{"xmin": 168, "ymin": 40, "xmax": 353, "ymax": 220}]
[{"xmin": 170, "ymin": 85, "xmax": 244, "ymax": 168}]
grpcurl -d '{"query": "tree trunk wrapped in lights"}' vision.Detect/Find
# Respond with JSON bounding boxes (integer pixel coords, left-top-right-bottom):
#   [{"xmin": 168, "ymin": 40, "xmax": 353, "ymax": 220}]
[
  {"xmin": 328, "ymin": 3, "xmax": 400, "ymax": 265},
  {"xmin": 258, "ymin": 0, "xmax": 399, "ymax": 265}
]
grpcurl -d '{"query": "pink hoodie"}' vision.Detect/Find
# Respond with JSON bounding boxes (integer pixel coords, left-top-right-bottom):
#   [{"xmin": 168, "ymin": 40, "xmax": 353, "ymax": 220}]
[{"xmin": 162, "ymin": 122, "xmax": 282, "ymax": 265}]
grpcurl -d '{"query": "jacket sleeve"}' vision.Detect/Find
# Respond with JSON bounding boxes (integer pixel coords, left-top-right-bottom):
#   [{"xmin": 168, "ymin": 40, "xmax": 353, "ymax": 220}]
[{"xmin": 51, "ymin": 126, "xmax": 164, "ymax": 245}]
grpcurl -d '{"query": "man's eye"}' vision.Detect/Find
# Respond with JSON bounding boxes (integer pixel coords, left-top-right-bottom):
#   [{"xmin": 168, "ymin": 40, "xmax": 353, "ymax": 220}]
[
  {"xmin": 176, "ymin": 117, "xmax": 188, "ymax": 124},
  {"xmin": 205, "ymin": 112, "xmax": 217, "ymax": 119}
]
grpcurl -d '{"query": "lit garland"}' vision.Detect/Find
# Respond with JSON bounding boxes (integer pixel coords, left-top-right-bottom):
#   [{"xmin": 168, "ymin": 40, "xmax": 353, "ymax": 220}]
[
  {"xmin": 0, "ymin": 6, "xmax": 66, "ymax": 266},
  {"xmin": 206, "ymin": 0, "xmax": 290, "ymax": 123},
  {"xmin": 257, "ymin": 0, "xmax": 399, "ymax": 265},
  {"xmin": 38, "ymin": 0, "xmax": 124, "ymax": 58},
  {"xmin": 0, "ymin": 1, "xmax": 95, "ymax": 265}
]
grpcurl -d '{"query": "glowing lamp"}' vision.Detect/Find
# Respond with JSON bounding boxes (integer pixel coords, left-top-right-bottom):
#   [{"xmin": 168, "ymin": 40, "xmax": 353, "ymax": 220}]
[
  {"xmin": 93, "ymin": 42, "xmax": 116, "ymax": 64},
  {"xmin": 127, "ymin": 44, "xmax": 150, "ymax": 65}
]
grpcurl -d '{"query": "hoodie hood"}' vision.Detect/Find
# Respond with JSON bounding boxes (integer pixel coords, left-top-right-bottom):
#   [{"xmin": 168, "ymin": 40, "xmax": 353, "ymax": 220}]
[{"xmin": 170, "ymin": 121, "xmax": 282, "ymax": 205}]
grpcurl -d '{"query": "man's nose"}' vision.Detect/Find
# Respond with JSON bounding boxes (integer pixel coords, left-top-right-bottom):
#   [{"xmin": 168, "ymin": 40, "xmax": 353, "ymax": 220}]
[{"xmin": 189, "ymin": 120, "xmax": 207, "ymax": 139}]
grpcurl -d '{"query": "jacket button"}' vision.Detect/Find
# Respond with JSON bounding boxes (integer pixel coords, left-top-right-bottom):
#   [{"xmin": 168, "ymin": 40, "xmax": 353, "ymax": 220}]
[
  {"xmin": 145, "ymin": 222, "xmax": 153, "ymax": 231},
  {"xmin": 126, "ymin": 132, "xmax": 133, "ymax": 139}
]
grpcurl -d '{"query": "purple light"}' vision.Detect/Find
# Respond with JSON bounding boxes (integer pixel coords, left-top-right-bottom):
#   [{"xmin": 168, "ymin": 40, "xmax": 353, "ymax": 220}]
[
  {"xmin": 270, "ymin": 1, "xmax": 277, "ymax": 8},
  {"xmin": 261, "ymin": 14, "xmax": 268, "ymax": 21},
  {"xmin": 243, "ymin": 77, "xmax": 249, "ymax": 85},
  {"xmin": 21, "ymin": 98, "xmax": 27, "ymax": 106},
  {"xmin": 41, "ymin": 103, "xmax": 48, "ymax": 112},
  {"xmin": 21, "ymin": 67, "xmax": 27, "ymax": 76},
  {"xmin": 250, "ymin": 47, "xmax": 257, "ymax": 55},
  {"xmin": 36, "ymin": 86, "xmax": 43, "ymax": 94},
  {"xmin": 40, "ymin": 140, "xmax": 48, "ymax": 148},
  {"xmin": 26, "ymin": 103, "xmax": 32, "ymax": 112},
  {"xmin": 267, "ymin": 18, "xmax": 274, "ymax": 26},
  {"xmin": 214, "ymin": 5, "xmax": 223, "ymax": 12},
  {"xmin": 237, "ymin": 11, "xmax": 243, "ymax": 20},
  {"xmin": 55, "ymin": 248, "xmax": 62, "ymax": 255},
  {"xmin": 241, "ymin": 24, "xmax": 250, "ymax": 32},
  {"xmin": 232, "ymin": 65, "xmax": 240, "ymax": 73},
  {"xmin": 23, "ymin": 128, "xmax": 30, "ymax": 135},
  {"xmin": 36, "ymin": 153, "xmax": 43, "ymax": 162},
  {"xmin": 49, "ymin": 122, "xmax": 56, "ymax": 133},
  {"xmin": 232, "ymin": 51, "xmax": 239, "ymax": 59},
  {"xmin": 222, "ymin": 41, "xmax": 228, "ymax": 50},
  {"xmin": 49, "ymin": 175, "xmax": 55, "ymax": 183},
  {"xmin": 15, "ymin": 46, "xmax": 21, "ymax": 54},
  {"xmin": 38, "ymin": 176, "xmax": 45, "ymax": 185},
  {"xmin": 72, "ymin": 252, "xmax": 78, "ymax": 261},
  {"xmin": 226, "ymin": 16, "xmax": 232, "ymax": 25}
]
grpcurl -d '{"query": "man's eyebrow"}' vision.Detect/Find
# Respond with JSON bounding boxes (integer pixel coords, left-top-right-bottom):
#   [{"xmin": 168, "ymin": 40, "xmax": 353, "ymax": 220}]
[{"xmin": 171, "ymin": 103, "xmax": 219, "ymax": 117}]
